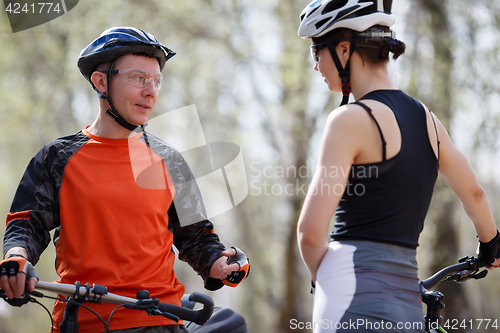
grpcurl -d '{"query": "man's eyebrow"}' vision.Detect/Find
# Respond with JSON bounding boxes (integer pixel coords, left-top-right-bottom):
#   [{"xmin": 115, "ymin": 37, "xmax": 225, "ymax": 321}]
[
  {"xmin": 125, "ymin": 69, "xmax": 147, "ymax": 74},
  {"xmin": 129, "ymin": 69, "xmax": 162, "ymax": 77}
]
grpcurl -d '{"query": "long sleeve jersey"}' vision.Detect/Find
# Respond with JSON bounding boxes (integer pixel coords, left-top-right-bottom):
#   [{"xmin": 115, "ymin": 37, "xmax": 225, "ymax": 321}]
[{"xmin": 3, "ymin": 128, "xmax": 226, "ymax": 332}]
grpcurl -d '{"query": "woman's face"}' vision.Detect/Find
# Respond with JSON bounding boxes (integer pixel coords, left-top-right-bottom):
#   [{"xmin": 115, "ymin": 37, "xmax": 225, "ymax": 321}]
[{"xmin": 314, "ymin": 46, "xmax": 341, "ymax": 92}]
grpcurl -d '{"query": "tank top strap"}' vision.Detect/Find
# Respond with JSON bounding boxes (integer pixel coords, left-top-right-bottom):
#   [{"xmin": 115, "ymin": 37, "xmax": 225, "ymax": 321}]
[
  {"xmin": 427, "ymin": 107, "xmax": 441, "ymax": 161},
  {"xmin": 352, "ymin": 101, "xmax": 387, "ymax": 161}
]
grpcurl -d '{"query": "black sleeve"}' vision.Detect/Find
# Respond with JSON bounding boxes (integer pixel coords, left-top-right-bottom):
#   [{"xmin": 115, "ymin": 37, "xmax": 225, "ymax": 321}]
[
  {"xmin": 3, "ymin": 143, "xmax": 60, "ymax": 265},
  {"xmin": 168, "ymin": 204, "xmax": 226, "ymax": 291},
  {"xmin": 156, "ymin": 138, "xmax": 226, "ymax": 290}
]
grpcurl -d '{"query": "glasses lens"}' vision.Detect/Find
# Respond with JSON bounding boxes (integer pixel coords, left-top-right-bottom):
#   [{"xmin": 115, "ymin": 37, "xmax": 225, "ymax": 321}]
[
  {"xmin": 310, "ymin": 42, "xmax": 331, "ymax": 62},
  {"xmin": 144, "ymin": 76, "xmax": 162, "ymax": 91},
  {"xmin": 152, "ymin": 78, "xmax": 162, "ymax": 91},
  {"xmin": 117, "ymin": 69, "xmax": 163, "ymax": 91},
  {"xmin": 310, "ymin": 43, "xmax": 323, "ymax": 62},
  {"xmin": 310, "ymin": 45, "xmax": 319, "ymax": 62}
]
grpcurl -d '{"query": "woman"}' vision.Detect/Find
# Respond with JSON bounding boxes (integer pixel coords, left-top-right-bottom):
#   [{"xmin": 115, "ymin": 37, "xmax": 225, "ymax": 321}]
[{"xmin": 296, "ymin": 1, "xmax": 500, "ymax": 332}]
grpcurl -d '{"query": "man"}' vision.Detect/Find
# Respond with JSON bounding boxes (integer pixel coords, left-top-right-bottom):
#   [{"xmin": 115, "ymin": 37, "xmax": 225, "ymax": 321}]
[{"xmin": 1, "ymin": 27, "xmax": 249, "ymax": 333}]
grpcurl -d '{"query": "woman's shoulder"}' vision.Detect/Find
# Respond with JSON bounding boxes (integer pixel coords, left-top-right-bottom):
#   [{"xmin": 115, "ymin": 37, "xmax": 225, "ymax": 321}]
[
  {"xmin": 326, "ymin": 102, "xmax": 382, "ymax": 131},
  {"xmin": 328, "ymin": 103, "xmax": 371, "ymax": 121},
  {"xmin": 322, "ymin": 104, "xmax": 382, "ymax": 152}
]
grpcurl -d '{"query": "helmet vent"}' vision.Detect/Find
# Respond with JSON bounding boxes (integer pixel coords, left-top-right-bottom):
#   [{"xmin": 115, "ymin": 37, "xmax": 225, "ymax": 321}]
[
  {"xmin": 322, "ymin": 0, "xmax": 348, "ymax": 15},
  {"xmin": 335, "ymin": 6, "xmax": 361, "ymax": 21},
  {"xmin": 315, "ymin": 18, "xmax": 331, "ymax": 30},
  {"xmin": 129, "ymin": 30, "xmax": 144, "ymax": 39},
  {"xmin": 306, "ymin": 5, "xmax": 320, "ymax": 18},
  {"xmin": 383, "ymin": 0, "xmax": 392, "ymax": 13}
]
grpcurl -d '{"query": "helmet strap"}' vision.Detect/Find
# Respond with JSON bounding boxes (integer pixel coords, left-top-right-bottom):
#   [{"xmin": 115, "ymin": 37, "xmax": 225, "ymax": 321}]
[
  {"xmin": 328, "ymin": 33, "xmax": 357, "ymax": 106},
  {"xmin": 102, "ymin": 58, "xmax": 143, "ymax": 132}
]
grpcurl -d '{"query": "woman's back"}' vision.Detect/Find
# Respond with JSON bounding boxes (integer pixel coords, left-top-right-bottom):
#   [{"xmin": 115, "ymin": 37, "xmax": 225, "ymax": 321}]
[
  {"xmin": 297, "ymin": 1, "xmax": 500, "ymax": 332},
  {"xmin": 333, "ymin": 90, "xmax": 439, "ymax": 248}
]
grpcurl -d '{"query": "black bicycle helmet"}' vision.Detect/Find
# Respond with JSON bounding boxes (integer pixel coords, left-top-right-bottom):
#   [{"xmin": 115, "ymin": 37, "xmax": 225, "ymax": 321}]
[
  {"xmin": 298, "ymin": 0, "xmax": 395, "ymax": 106},
  {"xmin": 77, "ymin": 27, "xmax": 176, "ymax": 131},
  {"xmin": 78, "ymin": 27, "xmax": 176, "ymax": 81}
]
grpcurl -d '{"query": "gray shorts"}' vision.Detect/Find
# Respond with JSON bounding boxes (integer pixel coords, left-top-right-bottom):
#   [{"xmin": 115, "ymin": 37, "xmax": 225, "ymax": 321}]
[{"xmin": 313, "ymin": 240, "xmax": 425, "ymax": 332}]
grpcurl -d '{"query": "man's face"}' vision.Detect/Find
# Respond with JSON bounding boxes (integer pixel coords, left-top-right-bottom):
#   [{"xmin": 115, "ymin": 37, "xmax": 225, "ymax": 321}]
[{"xmin": 109, "ymin": 54, "xmax": 161, "ymax": 126}]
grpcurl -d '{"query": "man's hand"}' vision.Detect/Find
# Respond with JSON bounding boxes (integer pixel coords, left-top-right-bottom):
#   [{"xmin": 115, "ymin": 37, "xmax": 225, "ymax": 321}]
[
  {"xmin": 0, "ymin": 253, "xmax": 38, "ymax": 301},
  {"xmin": 209, "ymin": 247, "xmax": 250, "ymax": 287},
  {"xmin": 210, "ymin": 248, "xmax": 240, "ymax": 280}
]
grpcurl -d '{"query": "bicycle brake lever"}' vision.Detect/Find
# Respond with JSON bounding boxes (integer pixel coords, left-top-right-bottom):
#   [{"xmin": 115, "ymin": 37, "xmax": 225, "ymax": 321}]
[
  {"xmin": 124, "ymin": 298, "xmax": 159, "ymax": 311},
  {"xmin": 469, "ymin": 269, "xmax": 488, "ymax": 281},
  {"xmin": 124, "ymin": 298, "xmax": 180, "ymax": 322},
  {"xmin": 148, "ymin": 308, "xmax": 180, "ymax": 322}
]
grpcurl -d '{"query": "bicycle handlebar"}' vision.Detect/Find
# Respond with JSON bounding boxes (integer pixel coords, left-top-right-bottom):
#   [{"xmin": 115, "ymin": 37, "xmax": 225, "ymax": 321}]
[
  {"xmin": 420, "ymin": 256, "xmax": 485, "ymax": 290},
  {"xmin": 2, "ymin": 281, "xmax": 214, "ymax": 325}
]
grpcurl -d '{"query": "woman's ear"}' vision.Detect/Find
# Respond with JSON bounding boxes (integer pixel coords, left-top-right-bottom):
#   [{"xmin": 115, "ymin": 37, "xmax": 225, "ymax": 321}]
[
  {"xmin": 336, "ymin": 41, "xmax": 351, "ymax": 67},
  {"xmin": 90, "ymin": 71, "xmax": 108, "ymax": 95}
]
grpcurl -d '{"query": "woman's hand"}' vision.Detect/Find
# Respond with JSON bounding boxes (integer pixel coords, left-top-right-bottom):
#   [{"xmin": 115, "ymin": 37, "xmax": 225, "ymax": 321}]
[{"xmin": 487, "ymin": 258, "xmax": 500, "ymax": 269}]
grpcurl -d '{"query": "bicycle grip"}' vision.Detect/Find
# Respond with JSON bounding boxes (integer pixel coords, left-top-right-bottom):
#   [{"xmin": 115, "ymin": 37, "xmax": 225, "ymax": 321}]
[
  {"xmin": 189, "ymin": 292, "xmax": 214, "ymax": 325},
  {"xmin": 157, "ymin": 292, "xmax": 214, "ymax": 325}
]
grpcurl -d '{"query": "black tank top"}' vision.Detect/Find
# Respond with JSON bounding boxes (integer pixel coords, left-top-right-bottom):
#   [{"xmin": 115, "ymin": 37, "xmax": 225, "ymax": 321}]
[{"xmin": 331, "ymin": 90, "xmax": 439, "ymax": 249}]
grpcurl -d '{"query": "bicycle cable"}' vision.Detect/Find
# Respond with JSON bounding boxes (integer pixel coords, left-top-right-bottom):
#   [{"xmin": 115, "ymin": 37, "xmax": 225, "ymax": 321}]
[
  {"xmin": 25, "ymin": 291, "xmax": 123, "ymax": 332},
  {"xmin": 26, "ymin": 291, "xmax": 166, "ymax": 332},
  {"xmin": 105, "ymin": 304, "xmax": 127, "ymax": 333},
  {"xmin": 29, "ymin": 297, "xmax": 55, "ymax": 333}
]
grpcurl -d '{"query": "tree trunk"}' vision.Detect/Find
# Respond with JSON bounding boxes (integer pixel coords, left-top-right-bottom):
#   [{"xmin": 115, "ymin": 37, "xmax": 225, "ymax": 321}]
[{"xmin": 418, "ymin": 0, "xmax": 470, "ymax": 330}]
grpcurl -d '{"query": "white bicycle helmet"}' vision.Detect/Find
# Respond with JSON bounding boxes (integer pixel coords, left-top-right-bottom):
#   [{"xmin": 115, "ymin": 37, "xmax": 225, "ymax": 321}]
[
  {"xmin": 298, "ymin": 0, "xmax": 396, "ymax": 106},
  {"xmin": 298, "ymin": 0, "xmax": 395, "ymax": 39}
]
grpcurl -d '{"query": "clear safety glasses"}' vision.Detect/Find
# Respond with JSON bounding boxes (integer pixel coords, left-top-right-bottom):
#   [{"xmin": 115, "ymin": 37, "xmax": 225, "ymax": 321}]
[{"xmin": 110, "ymin": 68, "xmax": 163, "ymax": 91}]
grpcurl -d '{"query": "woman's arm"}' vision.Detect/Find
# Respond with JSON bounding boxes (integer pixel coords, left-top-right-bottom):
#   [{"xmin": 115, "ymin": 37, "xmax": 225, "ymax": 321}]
[
  {"xmin": 297, "ymin": 106, "xmax": 362, "ymax": 281},
  {"xmin": 434, "ymin": 114, "xmax": 498, "ymax": 243}
]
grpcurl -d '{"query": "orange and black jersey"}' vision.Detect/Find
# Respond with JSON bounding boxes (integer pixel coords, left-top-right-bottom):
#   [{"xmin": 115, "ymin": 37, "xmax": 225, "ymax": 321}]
[{"xmin": 3, "ymin": 128, "xmax": 226, "ymax": 332}]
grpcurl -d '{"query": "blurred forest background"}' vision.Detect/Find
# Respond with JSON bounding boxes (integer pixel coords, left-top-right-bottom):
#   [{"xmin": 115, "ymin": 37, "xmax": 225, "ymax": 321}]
[{"xmin": 1, "ymin": 0, "xmax": 500, "ymax": 332}]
